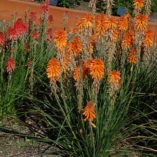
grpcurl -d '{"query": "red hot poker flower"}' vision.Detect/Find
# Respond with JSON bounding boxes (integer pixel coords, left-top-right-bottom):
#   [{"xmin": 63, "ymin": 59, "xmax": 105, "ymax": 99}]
[
  {"xmin": 128, "ymin": 49, "xmax": 137, "ymax": 64},
  {"xmin": 29, "ymin": 11, "xmax": 37, "ymax": 22},
  {"xmin": 0, "ymin": 32, "xmax": 5, "ymax": 46},
  {"xmin": 41, "ymin": 1, "xmax": 49, "ymax": 14},
  {"xmin": 144, "ymin": 29, "xmax": 154, "ymax": 48},
  {"xmin": 14, "ymin": 18, "xmax": 27, "ymax": 37},
  {"xmin": 46, "ymin": 28, "xmax": 53, "ymax": 42},
  {"xmin": 133, "ymin": 0, "xmax": 144, "ymax": 10},
  {"xmin": 46, "ymin": 58, "xmax": 60, "ymax": 82},
  {"xmin": 32, "ymin": 31, "xmax": 39, "ymax": 40},
  {"xmin": 7, "ymin": 26, "xmax": 17, "ymax": 40},
  {"xmin": 83, "ymin": 101, "xmax": 96, "ymax": 128},
  {"xmin": 6, "ymin": 57, "xmax": 15, "ymax": 74},
  {"xmin": 88, "ymin": 59, "xmax": 104, "ymax": 81},
  {"xmin": 135, "ymin": 14, "xmax": 148, "ymax": 32}
]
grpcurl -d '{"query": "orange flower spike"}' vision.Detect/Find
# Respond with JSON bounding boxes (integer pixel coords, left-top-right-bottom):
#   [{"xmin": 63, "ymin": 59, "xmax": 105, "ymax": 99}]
[
  {"xmin": 109, "ymin": 71, "xmax": 121, "ymax": 85},
  {"xmin": 108, "ymin": 17, "xmax": 117, "ymax": 30},
  {"xmin": 133, "ymin": 0, "xmax": 144, "ymax": 10},
  {"xmin": 83, "ymin": 101, "xmax": 96, "ymax": 128},
  {"xmin": 124, "ymin": 12, "xmax": 131, "ymax": 19},
  {"xmin": 46, "ymin": 58, "xmax": 60, "ymax": 81},
  {"xmin": 53, "ymin": 30, "xmax": 67, "ymax": 52},
  {"xmin": 84, "ymin": 15, "xmax": 93, "ymax": 28},
  {"xmin": 128, "ymin": 49, "xmax": 137, "ymax": 64},
  {"xmin": 82, "ymin": 59, "xmax": 92, "ymax": 79},
  {"xmin": 135, "ymin": 14, "xmax": 148, "ymax": 32},
  {"xmin": 73, "ymin": 67, "xmax": 80, "ymax": 82},
  {"xmin": 122, "ymin": 32, "xmax": 133, "ymax": 49},
  {"xmin": 118, "ymin": 16, "xmax": 128, "ymax": 31},
  {"xmin": 144, "ymin": 30, "xmax": 154, "ymax": 48},
  {"xmin": 95, "ymin": 14, "xmax": 109, "ymax": 37},
  {"xmin": 62, "ymin": 55, "xmax": 70, "ymax": 73},
  {"xmin": 77, "ymin": 15, "xmax": 93, "ymax": 30},
  {"xmin": 89, "ymin": 59, "xmax": 104, "ymax": 81},
  {"xmin": 67, "ymin": 37, "xmax": 82, "ymax": 57}
]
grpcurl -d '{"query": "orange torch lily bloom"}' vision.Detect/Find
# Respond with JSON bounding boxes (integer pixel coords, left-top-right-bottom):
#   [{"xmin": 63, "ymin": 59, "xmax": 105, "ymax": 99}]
[
  {"xmin": 83, "ymin": 101, "xmax": 96, "ymax": 128},
  {"xmin": 135, "ymin": 14, "xmax": 148, "ymax": 32},
  {"xmin": 67, "ymin": 37, "xmax": 82, "ymax": 57},
  {"xmin": 46, "ymin": 58, "xmax": 60, "ymax": 82},
  {"xmin": 144, "ymin": 30, "xmax": 154, "ymax": 48},
  {"xmin": 122, "ymin": 31, "xmax": 134, "ymax": 49},
  {"xmin": 95, "ymin": 14, "xmax": 110, "ymax": 37},
  {"xmin": 108, "ymin": 17, "xmax": 117, "ymax": 30},
  {"xmin": 76, "ymin": 15, "xmax": 93, "ymax": 30},
  {"xmin": 133, "ymin": 0, "xmax": 144, "ymax": 10},
  {"xmin": 88, "ymin": 59, "xmax": 104, "ymax": 81},
  {"xmin": 73, "ymin": 67, "xmax": 80, "ymax": 82},
  {"xmin": 118, "ymin": 16, "xmax": 128, "ymax": 31},
  {"xmin": 128, "ymin": 49, "xmax": 137, "ymax": 64},
  {"xmin": 109, "ymin": 70, "xmax": 121, "ymax": 88},
  {"xmin": 53, "ymin": 30, "xmax": 67, "ymax": 52}
]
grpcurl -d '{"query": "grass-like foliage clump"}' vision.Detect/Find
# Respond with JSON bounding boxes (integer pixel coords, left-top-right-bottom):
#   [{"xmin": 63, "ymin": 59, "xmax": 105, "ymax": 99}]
[{"xmin": 0, "ymin": 0, "xmax": 157, "ymax": 157}]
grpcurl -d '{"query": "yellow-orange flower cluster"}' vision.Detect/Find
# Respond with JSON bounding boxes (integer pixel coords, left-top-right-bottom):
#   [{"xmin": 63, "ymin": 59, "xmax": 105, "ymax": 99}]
[
  {"xmin": 46, "ymin": 58, "xmax": 60, "ymax": 81},
  {"xmin": 108, "ymin": 17, "xmax": 117, "ymax": 30},
  {"xmin": 95, "ymin": 15, "xmax": 117, "ymax": 38},
  {"xmin": 109, "ymin": 71, "xmax": 121, "ymax": 89},
  {"xmin": 135, "ymin": 14, "xmax": 148, "ymax": 32},
  {"xmin": 95, "ymin": 14, "xmax": 109, "ymax": 37},
  {"xmin": 118, "ymin": 16, "xmax": 128, "ymax": 31},
  {"xmin": 67, "ymin": 37, "xmax": 82, "ymax": 57},
  {"xmin": 76, "ymin": 15, "xmax": 93, "ymax": 30},
  {"xmin": 128, "ymin": 49, "xmax": 137, "ymax": 64},
  {"xmin": 73, "ymin": 67, "xmax": 80, "ymax": 82},
  {"xmin": 144, "ymin": 30, "xmax": 154, "ymax": 48},
  {"xmin": 122, "ymin": 31, "xmax": 134, "ymax": 49},
  {"xmin": 83, "ymin": 101, "xmax": 96, "ymax": 128},
  {"xmin": 88, "ymin": 59, "xmax": 104, "ymax": 81},
  {"xmin": 53, "ymin": 30, "xmax": 67, "ymax": 51},
  {"xmin": 62, "ymin": 55, "xmax": 70, "ymax": 73},
  {"xmin": 133, "ymin": 0, "xmax": 144, "ymax": 10}
]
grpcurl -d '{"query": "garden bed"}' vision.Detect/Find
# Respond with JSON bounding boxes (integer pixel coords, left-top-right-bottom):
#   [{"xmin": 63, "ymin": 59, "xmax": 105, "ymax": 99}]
[{"xmin": 0, "ymin": 1, "xmax": 157, "ymax": 157}]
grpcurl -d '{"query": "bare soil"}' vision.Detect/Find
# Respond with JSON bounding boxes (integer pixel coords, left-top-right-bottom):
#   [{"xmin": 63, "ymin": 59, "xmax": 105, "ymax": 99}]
[{"xmin": 0, "ymin": 117, "xmax": 60, "ymax": 157}]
